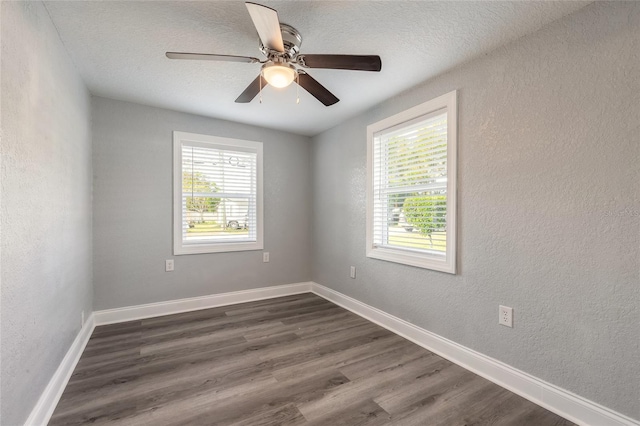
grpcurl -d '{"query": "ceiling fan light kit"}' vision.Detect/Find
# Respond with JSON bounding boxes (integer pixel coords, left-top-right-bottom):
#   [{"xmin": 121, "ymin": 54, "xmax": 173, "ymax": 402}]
[
  {"xmin": 166, "ymin": 2, "xmax": 382, "ymax": 106},
  {"xmin": 261, "ymin": 62, "xmax": 297, "ymax": 88}
]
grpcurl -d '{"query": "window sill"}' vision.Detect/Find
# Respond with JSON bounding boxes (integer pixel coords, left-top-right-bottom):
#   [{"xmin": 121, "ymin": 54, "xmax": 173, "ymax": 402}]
[
  {"xmin": 174, "ymin": 241, "xmax": 263, "ymax": 255},
  {"xmin": 366, "ymin": 246, "xmax": 455, "ymax": 274}
]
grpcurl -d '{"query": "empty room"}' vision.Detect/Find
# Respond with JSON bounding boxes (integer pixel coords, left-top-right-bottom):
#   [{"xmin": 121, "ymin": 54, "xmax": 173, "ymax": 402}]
[{"xmin": 1, "ymin": 1, "xmax": 638, "ymax": 425}]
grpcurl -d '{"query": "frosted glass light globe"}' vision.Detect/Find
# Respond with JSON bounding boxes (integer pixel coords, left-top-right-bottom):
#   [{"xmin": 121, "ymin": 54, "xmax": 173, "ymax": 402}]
[{"xmin": 262, "ymin": 63, "xmax": 296, "ymax": 88}]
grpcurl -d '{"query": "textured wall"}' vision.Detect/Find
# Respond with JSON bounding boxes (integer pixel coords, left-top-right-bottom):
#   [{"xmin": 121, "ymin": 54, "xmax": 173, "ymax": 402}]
[
  {"xmin": 311, "ymin": 2, "xmax": 639, "ymax": 419},
  {"xmin": 92, "ymin": 97, "xmax": 311, "ymax": 310},
  {"xmin": 0, "ymin": 2, "xmax": 93, "ymax": 425}
]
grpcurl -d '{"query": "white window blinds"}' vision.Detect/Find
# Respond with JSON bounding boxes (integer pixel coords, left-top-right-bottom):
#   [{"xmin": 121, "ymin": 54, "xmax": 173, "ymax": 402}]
[
  {"xmin": 367, "ymin": 90, "xmax": 457, "ymax": 273},
  {"xmin": 372, "ymin": 111, "xmax": 448, "ymax": 255},
  {"xmin": 174, "ymin": 132, "xmax": 263, "ymax": 255}
]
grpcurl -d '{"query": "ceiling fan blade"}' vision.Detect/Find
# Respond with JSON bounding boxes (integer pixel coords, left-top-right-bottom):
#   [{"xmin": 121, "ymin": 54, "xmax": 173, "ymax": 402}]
[
  {"xmin": 235, "ymin": 74, "xmax": 268, "ymax": 103},
  {"xmin": 298, "ymin": 54, "xmax": 382, "ymax": 72},
  {"xmin": 297, "ymin": 72, "xmax": 339, "ymax": 106},
  {"xmin": 166, "ymin": 52, "xmax": 260, "ymax": 63},
  {"xmin": 245, "ymin": 2, "xmax": 285, "ymax": 53}
]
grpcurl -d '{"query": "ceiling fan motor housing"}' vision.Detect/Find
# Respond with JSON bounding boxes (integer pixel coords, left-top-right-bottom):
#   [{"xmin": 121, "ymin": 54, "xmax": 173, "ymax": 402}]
[{"xmin": 260, "ymin": 23, "xmax": 302, "ymax": 59}]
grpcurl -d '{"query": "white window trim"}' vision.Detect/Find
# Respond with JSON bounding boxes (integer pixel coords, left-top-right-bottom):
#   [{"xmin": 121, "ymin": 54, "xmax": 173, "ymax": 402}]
[
  {"xmin": 173, "ymin": 131, "xmax": 264, "ymax": 255},
  {"xmin": 366, "ymin": 90, "xmax": 457, "ymax": 274}
]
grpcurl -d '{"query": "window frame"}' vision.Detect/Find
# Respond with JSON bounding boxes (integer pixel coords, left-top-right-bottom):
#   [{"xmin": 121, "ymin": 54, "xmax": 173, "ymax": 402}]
[
  {"xmin": 173, "ymin": 131, "xmax": 264, "ymax": 255},
  {"xmin": 366, "ymin": 90, "xmax": 457, "ymax": 274}
]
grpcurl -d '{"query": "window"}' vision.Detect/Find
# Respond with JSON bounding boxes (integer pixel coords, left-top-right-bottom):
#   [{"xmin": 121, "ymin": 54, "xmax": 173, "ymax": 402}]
[
  {"xmin": 173, "ymin": 131, "xmax": 263, "ymax": 255},
  {"xmin": 366, "ymin": 90, "xmax": 457, "ymax": 273}
]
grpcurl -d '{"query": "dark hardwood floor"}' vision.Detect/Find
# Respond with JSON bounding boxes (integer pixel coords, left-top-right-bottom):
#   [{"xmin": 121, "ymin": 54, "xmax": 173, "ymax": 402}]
[{"xmin": 50, "ymin": 293, "xmax": 573, "ymax": 425}]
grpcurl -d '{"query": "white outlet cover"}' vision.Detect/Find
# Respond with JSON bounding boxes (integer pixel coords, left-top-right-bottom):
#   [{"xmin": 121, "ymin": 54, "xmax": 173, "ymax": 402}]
[
  {"xmin": 350, "ymin": 266, "xmax": 356, "ymax": 279},
  {"xmin": 165, "ymin": 259, "xmax": 174, "ymax": 272},
  {"xmin": 499, "ymin": 305, "xmax": 513, "ymax": 327},
  {"xmin": 263, "ymin": 252, "xmax": 270, "ymax": 262}
]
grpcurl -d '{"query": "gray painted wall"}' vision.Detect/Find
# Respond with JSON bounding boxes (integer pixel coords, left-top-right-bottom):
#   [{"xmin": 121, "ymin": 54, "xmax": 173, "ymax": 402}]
[
  {"xmin": 92, "ymin": 97, "xmax": 311, "ymax": 310},
  {"xmin": 0, "ymin": 2, "xmax": 93, "ymax": 424},
  {"xmin": 311, "ymin": 2, "xmax": 639, "ymax": 419}
]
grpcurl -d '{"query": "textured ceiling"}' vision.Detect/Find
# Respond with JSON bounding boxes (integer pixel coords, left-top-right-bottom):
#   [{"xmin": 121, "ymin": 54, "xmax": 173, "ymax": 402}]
[{"xmin": 44, "ymin": 1, "xmax": 588, "ymax": 136}]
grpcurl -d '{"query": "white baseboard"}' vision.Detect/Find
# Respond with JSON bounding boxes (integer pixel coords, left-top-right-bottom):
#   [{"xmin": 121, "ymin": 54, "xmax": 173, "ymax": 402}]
[
  {"xmin": 25, "ymin": 314, "xmax": 96, "ymax": 426},
  {"xmin": 94, "ymin": 282, "xmax": 313, "ymax": 325},
  {"xmin": 310, "ymin": 282, "xmax": 638, "ymax": 426}
]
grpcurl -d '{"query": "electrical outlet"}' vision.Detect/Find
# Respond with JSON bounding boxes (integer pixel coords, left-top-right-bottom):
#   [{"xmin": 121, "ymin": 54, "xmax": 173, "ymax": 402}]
[
  {"xmin": 499, "ymin": 305, "xmax": 513, "ymax": 327},
  {"xmin": 263, "ymin": 252, "xmax": 270, "ymax": 263},
  {"xmin": 350, "ymin": 266, "xmax": 356, "ymax": 279},
  {"xmin": 165, "ymin": 259, "xmax": 174, "ymax": 272}
]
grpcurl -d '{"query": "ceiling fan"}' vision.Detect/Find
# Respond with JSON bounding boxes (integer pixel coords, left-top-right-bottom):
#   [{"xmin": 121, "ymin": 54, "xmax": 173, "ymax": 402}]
[{"xmin": 166, "ymin": 2, "xmax": 382, "ymax": 106}]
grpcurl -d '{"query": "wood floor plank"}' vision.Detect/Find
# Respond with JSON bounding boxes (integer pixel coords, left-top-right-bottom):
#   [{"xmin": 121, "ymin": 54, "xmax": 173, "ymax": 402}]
[
  {"xmin": 138, "ymin": 332, "xmax": 297, "ymax": 375},
  {"xmin": 231, "ymin": 403, "xmax": 307, "ymax": 426},
  {"xmin": 374, "ymin": 362, "xmax": 477, "ymax": 414},
  {"xmin": 128, "ymin": 370, "xmax": 350, "ymax": 426},
  {"xmin": 297, "ymin": 352, "xmax": 448, "ymax": 421},
  {"xmin": 304, "ymin": 399, "xmax": 391, "ymax": 426},
  {"xmin": 90, "ymin": 320, "xmax": 142, "ymax": 336},
  {"xmin": 387, "ymin": 375, "xmax": 507, "ymax": 425},
  {"xmin": 243, "ymin": 311, "xmax": 360, "ymax": 342},
  {"xmin": 50, "ymin": 294, "xmax": 574, "ymax": 425},
  {"xmin": 338, "ymin": 340, "xmax": 435, "ymax": 381},
  {"xmin": 271, "ymin": 333, "xmax": 408, "ymax": 382}
]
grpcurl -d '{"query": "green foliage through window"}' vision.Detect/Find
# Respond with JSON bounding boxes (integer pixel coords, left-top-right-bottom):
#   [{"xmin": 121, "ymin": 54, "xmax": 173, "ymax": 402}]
[
  {"xmin": 402, "ymin": 194, "xmax": 446, "ymax": 236},
  {"xmin": 183, "ymin": 171, "xmax": 220, "ymax": 222}
]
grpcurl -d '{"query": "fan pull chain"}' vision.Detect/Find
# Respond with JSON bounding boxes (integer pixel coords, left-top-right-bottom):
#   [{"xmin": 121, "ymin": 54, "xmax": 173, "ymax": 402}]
[
  {"xmin": 296, "ymin": 73, "xmax": 300, "ymax": 104},
  {"xmin": 259, "ymin": 76, "xmax": 263, "ymax": 104}
]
